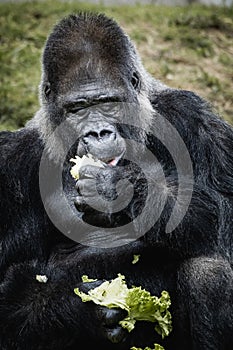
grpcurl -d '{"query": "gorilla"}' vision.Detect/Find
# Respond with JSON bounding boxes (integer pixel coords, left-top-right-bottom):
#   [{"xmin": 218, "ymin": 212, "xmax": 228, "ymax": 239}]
[{"xmin": 0, "ymin": 12, "xmax": 233, "ymax": 350}]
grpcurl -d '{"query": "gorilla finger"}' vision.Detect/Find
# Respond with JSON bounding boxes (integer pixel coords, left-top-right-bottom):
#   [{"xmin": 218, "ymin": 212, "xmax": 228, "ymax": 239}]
[
  {"xmin": 97, "ymin": 306, "xmax": 128, "ymax": 326},
  {"xmin": 79, "ymin": 280, "xmax": 104, "ymax": 293},
  {"xmin": 74, "ymin": 196, "xmax": 92, "ymax": 212},
  {"xmin": 79, "ymin": 165, "xmax": 103, "ymax": 179},
  {"xmin": 74, "ymin": 196, "xmax": 99, "ymax": 212},
  {"xmin": 75, "ymin": 179, "xmax": 96, "ymax": 196},
  {"xmin": 103, "ymin": 326, "xmax": 127, "ymax": 344}
]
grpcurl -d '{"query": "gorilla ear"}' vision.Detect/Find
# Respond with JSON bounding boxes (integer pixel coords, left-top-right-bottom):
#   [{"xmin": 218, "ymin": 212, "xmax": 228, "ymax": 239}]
[
  {"xmin": 131, "ymin": 72, "xmax": 141, "ymax": 91},
  {"xmin": 44, "ymin": 83, "xmax": 51, "ymax": 98}
]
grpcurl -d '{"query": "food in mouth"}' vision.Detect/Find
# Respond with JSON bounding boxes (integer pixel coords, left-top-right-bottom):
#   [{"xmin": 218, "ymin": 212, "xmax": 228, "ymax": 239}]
[{"xmin": 70, "ymin": 154, "xmax": 104, "ymax": 180}]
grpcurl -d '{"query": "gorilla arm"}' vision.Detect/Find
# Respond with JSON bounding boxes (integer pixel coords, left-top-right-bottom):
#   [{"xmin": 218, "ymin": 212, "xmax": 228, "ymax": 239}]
[
  {"xmin": 0, "ymin": 259, "xmax": 127, "ymax": 349},
  {"xmin": 0, "ymin": 130, "xmax": 127, "ymax": 349}
]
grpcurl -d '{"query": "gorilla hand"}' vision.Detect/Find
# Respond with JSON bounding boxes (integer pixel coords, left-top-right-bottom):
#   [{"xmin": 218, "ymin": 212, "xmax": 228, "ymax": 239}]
[
  {"xmin": 78, "ymin": 280, "xmax": 128, "ymax": 344},
  {"xmin": 74, "ymin": 163, "xmax": 146, "ymax": 227}
]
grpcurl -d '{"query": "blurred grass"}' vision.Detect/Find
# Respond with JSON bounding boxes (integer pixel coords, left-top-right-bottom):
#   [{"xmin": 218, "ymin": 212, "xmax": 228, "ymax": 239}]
[{"xmin": 0, "ymin": 0, "xmax": 232, "ymax": 130}]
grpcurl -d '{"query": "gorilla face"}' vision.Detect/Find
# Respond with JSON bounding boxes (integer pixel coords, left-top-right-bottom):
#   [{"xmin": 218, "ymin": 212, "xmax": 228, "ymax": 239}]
[
  {"xmin": 44, "ymin": 77, "xmax": 146, "ymax": 167},
  {"xmin": 37, "ymin": 13, "xmax": 154, "ymax": 162}
]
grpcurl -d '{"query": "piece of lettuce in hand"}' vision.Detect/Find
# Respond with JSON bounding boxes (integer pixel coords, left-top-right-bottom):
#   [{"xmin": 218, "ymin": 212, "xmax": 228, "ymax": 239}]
[
  {"xmin": 74, "ymin": 274, "xmax": 172, "ymax": 340},
  {"xmin": 75, "ymin": 273, "xmax": 129, "ymax": 310},
  {"xmin": 131, "ymin": 344, "xmax": 164, "ymax": 350}
]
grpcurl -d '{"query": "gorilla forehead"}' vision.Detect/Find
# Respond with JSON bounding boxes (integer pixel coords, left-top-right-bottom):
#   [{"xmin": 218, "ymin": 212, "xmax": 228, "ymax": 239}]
[{"xmin": 43, "ymin": 12, "xmax": 136, "ymax": 82}]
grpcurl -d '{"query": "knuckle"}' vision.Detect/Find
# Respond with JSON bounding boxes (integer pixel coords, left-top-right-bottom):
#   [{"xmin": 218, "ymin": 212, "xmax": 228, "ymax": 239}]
[
  {"xmin": 74, "ymin": 196, "xmax": 87, "ymax": 212},
  {"xmin": 104, "ymin": 326, "xmax": 127, "ymax": 344}
]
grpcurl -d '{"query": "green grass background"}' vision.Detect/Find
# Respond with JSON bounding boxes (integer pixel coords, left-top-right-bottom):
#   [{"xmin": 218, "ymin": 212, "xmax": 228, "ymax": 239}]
[{"xmin": 0, "ymin": 0, "xmax": 232, "ymax": 130}]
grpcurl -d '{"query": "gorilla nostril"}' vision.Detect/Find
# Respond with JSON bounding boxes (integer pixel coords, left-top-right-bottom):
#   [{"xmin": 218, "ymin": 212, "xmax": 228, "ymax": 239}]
[
  {"xmin": 85, "ymin": 131, "xmax": 99, "ymax": 139},
  {"xmin": 84, "ymin": 129, "xmax": 116, "ymax": 141},
  {"xmin": 99, "ymin": 129, "xmax": 115, "ymax": 139}
]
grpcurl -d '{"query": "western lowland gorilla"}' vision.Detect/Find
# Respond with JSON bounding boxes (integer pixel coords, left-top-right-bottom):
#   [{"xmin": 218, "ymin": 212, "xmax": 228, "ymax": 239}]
[{"xmin": 0, "ymin": 12, "xmax": 233, "ymax": 350}]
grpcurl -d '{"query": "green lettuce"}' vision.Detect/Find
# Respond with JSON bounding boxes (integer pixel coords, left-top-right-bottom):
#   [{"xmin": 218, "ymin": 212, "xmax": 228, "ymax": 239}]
[
  {"xmin": 74, "ymin": 274, "xmax": 172, "ymax": 341},
  {"xmin": 81, "ymin": 275, "xmax": 97, "ymax": 283},
  {"xmin": 132, "ymin": 254, "xmax": 140, "ymax": 264},
  {"xmin": 75, "ymin": 273, "xmax": 129, "ymax": 310},
  {"xmin": 131, "ymin": 344, "xmax": 165, "ymax": 350}
]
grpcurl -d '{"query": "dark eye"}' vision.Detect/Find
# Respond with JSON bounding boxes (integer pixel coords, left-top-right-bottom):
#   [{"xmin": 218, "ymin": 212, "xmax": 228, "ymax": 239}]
[
  {"xmin": 131, "ymin": 72, "xmax": 140, "ymax": 90},
  {"xmin": 44, "ymin": 83, "xmax": 51, "ymax": 97},
  {"xmin": 68, "ymin": 106, "xmax": 88, "ymax": 118}
]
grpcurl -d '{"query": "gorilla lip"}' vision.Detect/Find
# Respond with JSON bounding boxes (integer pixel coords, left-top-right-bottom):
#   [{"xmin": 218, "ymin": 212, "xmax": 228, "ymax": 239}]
[
  {"xmin": 103, "ymin": 152, "xmax": 124, "ymax": 166},
  {"xmin": 87, "ymin": 150, "xmax": 125, "ymax": 167}
]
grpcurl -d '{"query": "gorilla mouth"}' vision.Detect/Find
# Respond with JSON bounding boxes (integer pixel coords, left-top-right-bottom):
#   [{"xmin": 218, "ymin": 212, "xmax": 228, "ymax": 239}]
[
  {"xmin": 70, "ymin": 151, "xmax": 125, "ymax": 180},
  {"xmin": 101, "ymin": 152, "xmax": 124, "ymax": 166}
]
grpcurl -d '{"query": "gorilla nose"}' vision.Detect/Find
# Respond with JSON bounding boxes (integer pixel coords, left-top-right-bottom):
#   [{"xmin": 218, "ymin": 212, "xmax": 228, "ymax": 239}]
[
  {"xmin": 79, "ymin": 123, "xmax": 125, "ymax": 162},
  {"xmin": 83, "ymin": 128, "xmax": 116, "ymax": 142}
]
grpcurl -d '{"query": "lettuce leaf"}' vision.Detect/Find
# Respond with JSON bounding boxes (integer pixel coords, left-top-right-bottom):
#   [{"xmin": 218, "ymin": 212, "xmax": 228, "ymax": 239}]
[
  {"xmin": 132, "ymin": 254, "xmax": 140, "ymax": 264},
  {"xmin": 75, "ymin": 273, "xmax": 129, "ymax": 310},
  {"xmin": 70, "ymin": 154, "xmax": 104, "ymax": 180},
  {"xmin": 131, "ymin": 344, "xmax": 165, "ymax": 350},
  {"xmin": 74, "ymin": 274, "xmax": 172, "ymax": 340},
  {"xmin": 81, "ymin": 275, "xmax": 97, "ymax": 283}
]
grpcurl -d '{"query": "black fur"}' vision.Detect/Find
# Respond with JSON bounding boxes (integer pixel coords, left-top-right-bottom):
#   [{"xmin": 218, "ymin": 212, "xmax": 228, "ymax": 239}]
[{"xmin": 0, "ymin": 12, "xmax": 233, "ymax": 350}]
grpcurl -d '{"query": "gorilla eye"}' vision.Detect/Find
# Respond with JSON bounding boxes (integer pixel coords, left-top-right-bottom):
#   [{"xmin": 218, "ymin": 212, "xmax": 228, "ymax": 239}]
[
  {"xmin": 131, "ymin": 72, "xmax": 140, "ymax": 90},
  {"xmin": 44, "ymin": 84, "xmax": 51, "ymax": 98},
  {"xmin": 67, "ymin": 105, "xmax": 88, "ymax": 118}
]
